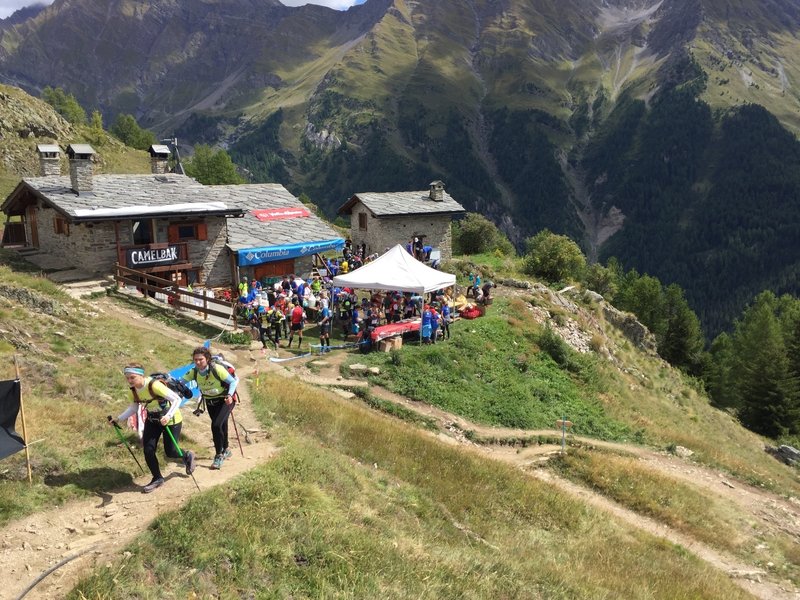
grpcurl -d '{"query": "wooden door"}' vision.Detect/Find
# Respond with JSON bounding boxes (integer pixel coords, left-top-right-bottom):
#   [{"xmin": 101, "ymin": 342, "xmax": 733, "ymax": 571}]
[
  {"xmin": 26, "ymin": 206, "xmax": 39, "ymax": 248},
  {"xmin": 254, "ymin": 259, "xmax": 295, "ymax": 280}
]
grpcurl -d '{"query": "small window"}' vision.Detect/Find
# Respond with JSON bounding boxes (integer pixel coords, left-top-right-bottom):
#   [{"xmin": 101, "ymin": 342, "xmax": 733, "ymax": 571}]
[
  {"xmin": 168, "ymin": 222, "xmax": 208, "ymax": 243},
  {"xmin": 358, "ymin": 212, "xmax": 367, "ymax": 231},
  {"xmin": 177, "ymin": 225, "xmax": 196, "ymax": 239},
  {"xmin": 53, "ymin": 216, "xmax": 69, "ymax": 236},
  {"xmin": 132, "ymin": 219, "xmax": 153, "ymax": 244}
]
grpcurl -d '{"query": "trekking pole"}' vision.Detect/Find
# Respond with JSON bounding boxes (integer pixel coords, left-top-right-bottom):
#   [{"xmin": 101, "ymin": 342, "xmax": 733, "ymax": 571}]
[
  {"xmin": 230, "ymin": 406, "xmax": 245, "ymax": 457},
  {"xmin": 163, "ymin": 424, "xmax": 201, "ymax": 492},
  {"xmin": 107, "ymin": 416, "xmax": 145, "ymax": 476}
]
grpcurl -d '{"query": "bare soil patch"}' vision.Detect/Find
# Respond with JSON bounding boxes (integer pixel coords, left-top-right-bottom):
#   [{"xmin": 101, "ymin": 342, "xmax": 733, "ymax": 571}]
[{"xmin": 0, "ymin": 299, "xmax": 278, "ymax": 599}]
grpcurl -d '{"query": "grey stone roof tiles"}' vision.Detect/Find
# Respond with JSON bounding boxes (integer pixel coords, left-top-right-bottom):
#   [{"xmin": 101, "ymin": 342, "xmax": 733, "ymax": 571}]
[
  {"xmin": 36, "ymin": 144, "xmax": 60, "ymax": 154},
  {"xmin": 345, "ymin": 190, "xmax": 465, "ymax": 216},
  {"xmin": 66, "ymin": 144, "xmax": 95, "ymax": 156},
  {"xmin": 21, "ymin": 176, "xmax": 340, "ymax": 249},
  {"xmin": 222, "ymin": 184, "xmax": 342, "ymax": 250},
  {"xmin": 22, "ymin": 174, "xmax": 240, "ymax": 219}
]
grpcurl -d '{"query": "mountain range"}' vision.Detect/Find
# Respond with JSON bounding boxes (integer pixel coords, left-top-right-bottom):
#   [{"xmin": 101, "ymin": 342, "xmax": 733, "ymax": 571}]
[{"xmin": 2, "ymin": 0, "xmax": 800, "ymax": 335}]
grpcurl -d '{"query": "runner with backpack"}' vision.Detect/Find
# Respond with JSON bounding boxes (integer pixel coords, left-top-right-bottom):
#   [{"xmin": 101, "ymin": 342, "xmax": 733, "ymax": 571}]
[
  {"xmin": 110, "ymin": 363, "xmax": 197, "ymax": 493},
  {"xmin": 287, "ymin": 300, "xmax": 307, "ymax": 348},
  {"xmin": 183, "ymin": 346, "xmax": 239, "ymax": 470}
]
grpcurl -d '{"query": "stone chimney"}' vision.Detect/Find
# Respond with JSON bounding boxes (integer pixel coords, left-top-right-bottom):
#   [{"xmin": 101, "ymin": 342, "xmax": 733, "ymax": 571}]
[
  {"xmin": 429, "ymin": 180, "xmax": 445, "ymax": 202},
  {"xmin": 148, "ymin": 144, "xmax": 172, "ymax": 174},
  {"xmin": 36, "ymin": 144, "xmax": 61, "ymax": 176},
  {"xmin": 66, "ymin": 144, "xmax": 95, "ymax": 194}
]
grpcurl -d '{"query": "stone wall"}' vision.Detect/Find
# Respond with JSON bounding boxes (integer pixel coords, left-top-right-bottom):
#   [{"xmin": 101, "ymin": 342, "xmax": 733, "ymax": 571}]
[
  {"xmin": 349, "ymin": 201, "xmax": 454, "ymax": 260},
  {"xmin": 36, "ymin": 206, "xmax": 119, "ymax": 270},
  {"xmin": 196, "ymin": 220, "xmax": 230, "ymax": 287},
  {"xmin": 33, "ymin": 206, "xmax": 232, "ymax": 285}
]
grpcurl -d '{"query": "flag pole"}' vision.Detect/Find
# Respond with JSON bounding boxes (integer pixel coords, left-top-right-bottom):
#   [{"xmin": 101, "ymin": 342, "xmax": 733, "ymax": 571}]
[{"xmin": 13, "ymin": 355, "xmax": 32, "ymax": 485}]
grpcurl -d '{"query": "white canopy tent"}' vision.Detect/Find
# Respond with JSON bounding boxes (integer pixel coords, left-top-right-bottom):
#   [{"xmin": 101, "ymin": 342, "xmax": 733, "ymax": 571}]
[{"xmin": 332, "ymin": 244, "xmax": 455, "ymax": 294}]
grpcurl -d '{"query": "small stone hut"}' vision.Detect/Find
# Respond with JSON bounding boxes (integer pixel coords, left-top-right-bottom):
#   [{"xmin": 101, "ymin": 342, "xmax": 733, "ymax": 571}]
[{"xmin": 337, "ymin": 181, "xmax": 465, "ymax": 260}]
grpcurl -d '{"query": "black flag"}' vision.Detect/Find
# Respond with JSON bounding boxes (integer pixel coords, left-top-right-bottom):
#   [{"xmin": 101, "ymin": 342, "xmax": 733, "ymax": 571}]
[{"xmin": 0, "ymin": 379, "xmax": 25, "ymax": 460}]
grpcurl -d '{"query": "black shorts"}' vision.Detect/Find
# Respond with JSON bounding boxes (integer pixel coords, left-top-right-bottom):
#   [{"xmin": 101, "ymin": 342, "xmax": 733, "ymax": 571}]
[
  {"xmin": 291, "ymin": 322, "xmax": 304, "ymax": 331},
  {"xmin": 320, "ymin": 324, "xmax": 330, "ymax": 335}
]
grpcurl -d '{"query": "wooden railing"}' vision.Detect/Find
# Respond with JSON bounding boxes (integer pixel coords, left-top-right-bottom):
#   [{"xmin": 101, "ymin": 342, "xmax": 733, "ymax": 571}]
[
  {"xmin": 113, "ymin": 263, "xmax": 235, "ymax": 322},
  {"xmin": 312, "ymin": 252, "xmax": 328, "ymax": 278}
]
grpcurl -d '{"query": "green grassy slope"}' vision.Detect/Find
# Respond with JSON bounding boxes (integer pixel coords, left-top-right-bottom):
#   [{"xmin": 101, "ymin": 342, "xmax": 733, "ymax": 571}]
[
  {"xmin": 70, "ymin": 377, "xmax": 752, "ymax": 599},
  {"xmin": 0, "ymin": 248, "xmax": 797, "ymax": 596}
]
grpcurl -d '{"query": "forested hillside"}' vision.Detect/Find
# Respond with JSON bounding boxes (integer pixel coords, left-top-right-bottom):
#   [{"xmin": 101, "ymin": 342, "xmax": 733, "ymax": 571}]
[
  {"xmin": 585, "ymin": 59, "xmax": 800, "ymax": 335},
  {"xmin": 2, "ymin": 0, "xmax": 800, "ymax": 334}
]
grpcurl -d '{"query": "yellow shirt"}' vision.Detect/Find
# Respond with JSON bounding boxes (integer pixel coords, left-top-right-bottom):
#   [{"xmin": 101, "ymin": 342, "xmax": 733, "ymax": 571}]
[
  {"xmin": 184, "ymin": 363, "xmax": 231, "ymax": 399},
  {"xmin": 121, "ymin": 377, "xmax": 183, "ymax": 425}
]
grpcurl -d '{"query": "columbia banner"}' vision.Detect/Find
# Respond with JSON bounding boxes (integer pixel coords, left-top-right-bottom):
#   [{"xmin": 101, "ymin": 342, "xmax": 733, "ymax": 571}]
[
  {"xmin": 0, "ymin": 379, "xmax": 25, "ymax": 460},
  {"xmin": 237, "ymin": 238, "xmax": 345, "ymax": 266}
]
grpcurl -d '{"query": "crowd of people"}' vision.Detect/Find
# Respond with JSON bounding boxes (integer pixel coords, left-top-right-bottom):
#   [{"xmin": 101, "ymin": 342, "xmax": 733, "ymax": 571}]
[
  {"xmin": 236, "ymin": 275, "xmax": 460, "ymax": 349},
  {"xmin": 230, "ymin": 236, "xmax": 499, "ymax": 351},
  {"xmin": 231, "ymin": 240, "xmax": 492, "ymax": 349}
]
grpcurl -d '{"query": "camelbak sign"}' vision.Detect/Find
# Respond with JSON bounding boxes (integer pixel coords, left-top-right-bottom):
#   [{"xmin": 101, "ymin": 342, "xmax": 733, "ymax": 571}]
[
  {"xmin": 251, "ymin": 207, "xmax": 311, "ymax": 222},
  {"xmin": 126, "ymin": 245, "xmax": 181, "ymax": 267},
  {"xmin": 238, "ymin": 238, "xmax": 344, "ymax": 266}
]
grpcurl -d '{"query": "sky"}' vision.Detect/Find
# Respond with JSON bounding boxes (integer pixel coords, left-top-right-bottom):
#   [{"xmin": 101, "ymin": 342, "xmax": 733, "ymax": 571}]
[{"xmin": 0, "ymin": 0, "xmax": 365, "ymax": 19}]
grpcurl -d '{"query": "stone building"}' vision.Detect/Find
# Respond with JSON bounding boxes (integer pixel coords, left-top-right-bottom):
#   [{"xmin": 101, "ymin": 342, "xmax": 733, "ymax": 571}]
[
  {"xmin": 337, "ymin": 181, "xmax": 465, "ymax": 261},
  {"xmin": 1, "ymin": 144, "xmax": 343, "ymax": 288}
]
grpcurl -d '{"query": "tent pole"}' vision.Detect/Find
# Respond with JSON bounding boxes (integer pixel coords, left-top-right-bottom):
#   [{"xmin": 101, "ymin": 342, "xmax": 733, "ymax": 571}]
[{"xmin": 13, "ymin": 355, "xmax": 32, "ymax": 485}]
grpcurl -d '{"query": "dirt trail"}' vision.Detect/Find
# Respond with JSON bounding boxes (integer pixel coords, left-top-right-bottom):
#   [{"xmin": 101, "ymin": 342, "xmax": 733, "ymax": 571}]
[
  {"xmin": 0, "ymin": 300, "xmax": 278, "ymax": 600},
  {"xmin": 3, "ymin": 297, "xmax": 799, "ymax": 599},
  {"xmin": 300, "ymin": 348, "xmax": 800, "ymax": 600}
]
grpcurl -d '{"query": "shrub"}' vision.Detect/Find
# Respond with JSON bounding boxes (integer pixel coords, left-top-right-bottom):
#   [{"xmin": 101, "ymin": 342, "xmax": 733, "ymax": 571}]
[
  {"xmin": 220, "ymin": 330, "xmax": 252, "ymax": 345},
  {"xmin": 536, "ymin": 324, "xmax": 571, "ymax": 367},
  {"xmin": 453, "ymin": 213, "xmax": 515, "ymax": 256},
  {"xmin": 523, "ymin": 229, "xmax": 586, "ymax": 283}
]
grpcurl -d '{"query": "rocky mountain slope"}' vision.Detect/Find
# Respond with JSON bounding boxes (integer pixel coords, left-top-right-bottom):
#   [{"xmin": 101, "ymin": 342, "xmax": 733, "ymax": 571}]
[{"xmin": 2, "ymin": 0, "xmax": 800, "ymax": 333}]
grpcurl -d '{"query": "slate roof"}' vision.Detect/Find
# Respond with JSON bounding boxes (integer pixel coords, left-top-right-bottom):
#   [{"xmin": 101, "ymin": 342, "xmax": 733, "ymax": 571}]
[
  {"xmin": 149, "ymin": 144, "xmax": 171, "ymax": 156},
  {"xmin": 36, "ymin": 144, "xmax": 60, "ymax": 154},
  {"xmin": 3, "ymin": 174, "xmax": 244, "ymax": 221},
  {"xmin": 223, "ymin": 183, "xmax": 342, "ymax": 251},
  {"xmin": 338, "ymin": 189, "xmax": 465, "ymax": 217},
  {"xmin": 2, "ymin": 176, "xmax": 341, "ymax": 250}
]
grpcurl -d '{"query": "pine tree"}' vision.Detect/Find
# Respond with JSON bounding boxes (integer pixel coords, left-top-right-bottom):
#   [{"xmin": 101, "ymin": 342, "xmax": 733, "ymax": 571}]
[
  {"xmin": 706, "ymin": 332, "xmax": 737, "ymax": 408},
  {"xmin": 733, "ymin": 293, "xmax": 800, "ymax": 437},
  {"xmin": 660, "ymin": 284, "xmax": 705, "ymax": 374},
  {"xmin": 185, "ymin": 145, "xmax": 243, "ymax": 185}
]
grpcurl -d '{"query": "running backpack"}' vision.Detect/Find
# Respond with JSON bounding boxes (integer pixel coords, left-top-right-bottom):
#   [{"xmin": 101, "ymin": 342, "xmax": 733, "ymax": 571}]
[
  {"xmin": 211, "ymin": 354, "xmax": 236, "ymax": 380},
  {"xmin": 148, "ymin": 373, "xmax": 194, "ymax": 400}
]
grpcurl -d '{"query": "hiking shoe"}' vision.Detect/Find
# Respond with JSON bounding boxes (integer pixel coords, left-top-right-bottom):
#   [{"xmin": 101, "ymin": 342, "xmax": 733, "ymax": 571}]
[
  {"xmin": 184, "ymin": 451, "xmax": 196, "ymax": 475},
  {"xmin": 211, "ymin": 454, "xmax": 223, "ymax": 469},
  {"xmin": 223, "ymin": 448, "xmax": 233, "ymax": 460},
  {"xmin": 142, "ymin": 477, "xmax": 165, "ymax": 494}
]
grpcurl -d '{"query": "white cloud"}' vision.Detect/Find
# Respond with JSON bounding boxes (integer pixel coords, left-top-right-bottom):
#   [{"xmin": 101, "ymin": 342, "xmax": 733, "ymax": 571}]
[
  {"xmin": 0, "ymin": 0, "xmax": 364, "ymax": 19},
  {"xmin": 279, "ymin": 0, "xmax": 362, "ymax": 8},
  {"xmin": 0, "ymin": 1, "xmax": 52, "ymax": 19}
]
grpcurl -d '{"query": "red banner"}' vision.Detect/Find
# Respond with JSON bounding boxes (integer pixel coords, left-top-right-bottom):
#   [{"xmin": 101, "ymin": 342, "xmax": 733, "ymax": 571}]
[{"xmin": 251, "ymin": 207, "xmax": 311, "ymax": 222}]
